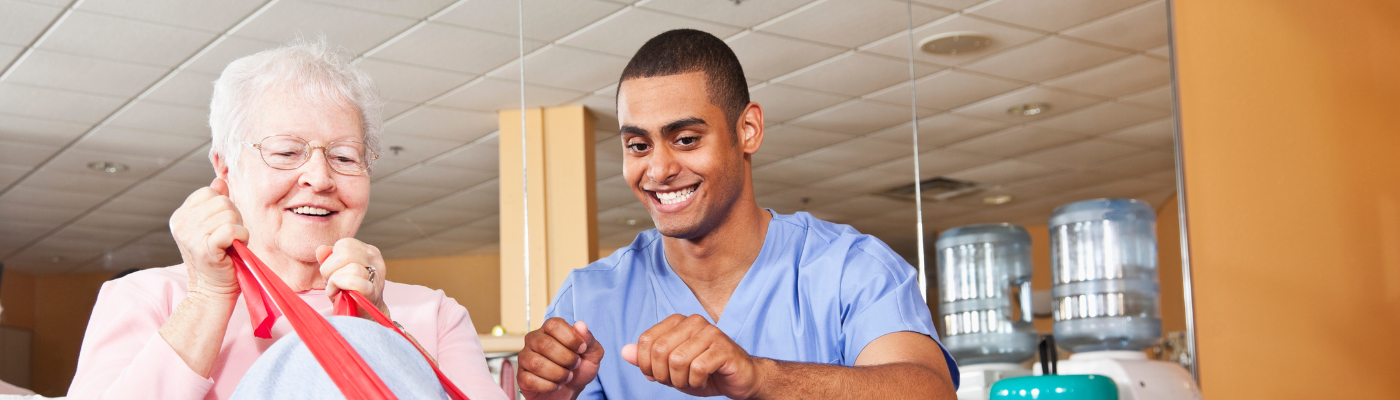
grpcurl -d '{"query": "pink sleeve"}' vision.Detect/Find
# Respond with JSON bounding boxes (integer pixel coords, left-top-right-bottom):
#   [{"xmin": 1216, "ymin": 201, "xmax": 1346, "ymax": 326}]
[
  {"xmin": 434, "ymin": 294, "xmax": 511, "ymax": 400},
  {"xmin": 68, "ymin": 279, "xmax": 213, "ymax": 400}
]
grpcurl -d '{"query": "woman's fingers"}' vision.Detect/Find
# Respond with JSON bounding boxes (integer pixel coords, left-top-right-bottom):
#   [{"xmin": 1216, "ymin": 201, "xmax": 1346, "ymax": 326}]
[{"xmin": 324, "ymin": 262, "xmax": 371, "ymax": 299}]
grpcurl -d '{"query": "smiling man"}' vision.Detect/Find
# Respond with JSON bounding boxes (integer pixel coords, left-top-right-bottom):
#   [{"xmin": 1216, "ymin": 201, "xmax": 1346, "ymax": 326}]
[{"xmin": 516, "ymin": 29, "xmax": 959, "ymax": 400}]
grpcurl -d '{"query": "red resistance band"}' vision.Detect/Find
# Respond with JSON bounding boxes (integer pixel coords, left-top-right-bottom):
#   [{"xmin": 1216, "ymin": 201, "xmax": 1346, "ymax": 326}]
[{"xmin": 228, "ymin": 240, "xmax": 471, "ymax": 400}]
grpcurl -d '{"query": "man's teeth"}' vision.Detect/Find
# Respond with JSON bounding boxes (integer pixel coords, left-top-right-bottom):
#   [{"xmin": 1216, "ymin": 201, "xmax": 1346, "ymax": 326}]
[
  {"xmin": 656, "ymin": 186, "xmax": 696, "ymax": 205},
  {"xmin": 292, "ymin": 206, "xmax": 331, "ymax": 216}
]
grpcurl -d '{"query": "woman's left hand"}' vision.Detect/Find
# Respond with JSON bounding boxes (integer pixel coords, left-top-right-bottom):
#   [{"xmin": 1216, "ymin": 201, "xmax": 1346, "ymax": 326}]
[{"xmin": 316, "ymin": 238, "xmax": 389, "ymax": 320}]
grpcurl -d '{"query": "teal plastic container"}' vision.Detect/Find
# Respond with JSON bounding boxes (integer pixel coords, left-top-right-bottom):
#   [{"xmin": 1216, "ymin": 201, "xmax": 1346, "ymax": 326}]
[{"xmin": 989, "ymin": 375, "xmax": 1118, "ymax": 400}]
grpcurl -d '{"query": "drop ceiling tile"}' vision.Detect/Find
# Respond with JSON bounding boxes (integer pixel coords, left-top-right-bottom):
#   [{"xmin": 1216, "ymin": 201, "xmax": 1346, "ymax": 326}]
[
  {"xmin": 727, "ymin": 31, "xmax": 847, "ymax": 82},
  {"xmin": 40, "ymin": 10, "xmax": 216, "ymax": 67},
  {"xmin": 0, "ymin": 185, "xmax": 107, "ymax": 210},
  {"xmin": 0, "ymin": 43, "xmax": 21, "ymax": 70},
  {"xmin": 358, "ymin": 58, "xmax": 476, "ymax": 104},
  {"xmin": 1119, "ymin": 84, "xmax": 1173, "ymax": 111},
  {"xmin": 396, "ymin": 206, "xmax": 494, "ymax": 229},
  {"xmin": 427, "ymin": 223, "xmax": 497, "ymax": 243},
  {"xmin": 431, "ymin": 180, "xmax": 498, "ymax": 212},
  {"xmin": 366, "ymin": 158, "xmax": 417, "ymax": 178},
  {"xmin": 379, "ymin": 164, "xmax": 495, "ymax": 191},
  {"xmin": 317, "ymin": 0, "xmax": 457, "ymax": 19},
  {"xmin": 20, "ymin": 168, "xmax": 139, "ymax": 196},
  {"xmin": 383, "ymin": 101, "xmax": 417, "ymax": 120},
  {"xmin": 775, "ymin": 52, "xmax": 941, "ymax": 97},
  {"xmin": 368, "ymin": 182, "xmax": 455, "ymax": 206},
  {"xmin": 1043, "ymin": 55, "xmax": 1169, "ymax": 98},
  {"xmin": 945, "ymin": 159, "xmax": 1059, "ymax": 184},
  {"xmin": 752, "ymin": 179, "xmax": 794, "ymax": 196},
  {"xmin": 752, "ymin": 159, "xmax": 848, "ymax": 185},
  {"xmin": 559, "ymin": 8, "xmax": 743, "ymax": 57},
  {"xmin": 0, "ymin": 113, "xmax": 91, "ymax": 146},
  {"xmin": 797, "ymin": 138, "xmax": 912, "ymax": 168},
  {"xmin": 789, "ymin": 100, "xmax": 931, "ymax": 136},
  {"xmin": 757, "ymin": 125, "xmax": 854, "ymax": 157},
  {"xmin": 0, "ymin": 164, "xmax": 29, "ymax": 188},
  {"xmin": 155, "ymin": 157, "xmax": 216, "ymax": 185},
  {"xmin": 436, "ymin": 0, "xmax": 624, "ymax": 42},
  {"xmin": 968, "ymin": 0, "xmax": 1144, "ymax": 32},
  {"xmin": 489, "ymin": 46, "xmax": 630, "ymax": 93},
  {"xmin": 434, "ymin": 78, "xmax": 587, "ymax": 112},
  {"xmin": 362, "ymin": 201, "xmax": 413, "ymax": 223},
  {"xmin": 643, "ymin": 0, "xmax": 812, "ymax": 28},
  {"xmin": 1103, "ymin": 118, "xmax": 1173, "ymax": 148},
  {"xmin": 0, "ymin": 140, "xmax": 60, "ymax": 168},
  {"xmin": 0, "ymin": 202, "xmax": 84, "ymax": 225},
  {"xmin": 596, "ymin": 177, "xmax": 636, "ymax": 209},
  {"xmin": 0, "ymin": 83, "xmax": 127, "ymax": 124},
  {"xmin": 231, "ymin": 0, "xmax": 418, "ymax": 54},
  {"xmin": 74, "ymin": 127, "xmax": 208, "ymax": 160},
  {"xmin": 962, "ymin": 37, "xmax": 1130, "ymax": 82},
  {"xmin": 1020, "ymin": 138, "xmax": 1146, "ymax": 168},
  {"xmin": 71, "ymin": 210, "xmax": 172, "ymax": 232},
  {"xmin": 1145, "ymin": 45, "xmax": 1170, "ymax": 60},
  {"xmin": 867, "ymin": 113, "xmax": 1012, "ymax": 149},
  {"xmin": 384, "ymin": 106, "xmax": 496, "ymax": 142},
  {"xmin": 108, "ymin": 101, "xmax": 210, "ymax": 138},
  {"xmin": 811, "ymin": 195, "xmax": 913, "ymax": 218},
  {"xmin": 122, "ymin": 179, "xmax": 204, "ymax": 201},
  {"xmin": 595, "ymin": 133, "xmax": 623, "ymax": 164},
  {"xmin": 1061, "ymin": 0, "xmax": 1168, "ymax": 51},
  {"xmin": 870, "ymin": 148, "xmax": 1000, "ymax": 178},
  {"xmin": 1030, "ymin": 101, "xmax": 1169, "ymax": 135},
  {"xmin": 372, "ymin": 133, "xmax": 467, "ymax": 171},
  {"xmin": 97, "ymin": 195, "xmax": 183, "ymax": 218},
  {"xmin": 1001, "ymin": 170, "xmax": 1117, "ymax": 200},
  {"xmin": 79, "ymin": 0, "xmax": 265, "ymax": 32},
  {"xmin": 432, "ymin": 136, "xmax": 498, "ymax": 172},
  {"xmin": 951, "ymin": 85, "xmax": 1101, "ymax": 123},
  {"xmin": 0, "ymin": 0, "xmax": 63, "ymax": 46},
  {"xmin": 185, "ymin": 36, "xmax": 280, "ymax": 74},
  {"xmin": 1081, "ymin": 149, "xmax": 1175, "ymax": 180},
  {"xmin": 370, "ymin": 22, "xmax": 544, "ymax": 75},
  {"xmin": 862, "ymin": 14, "xmax": 1045, "ymax": 67},
  {"xmin": 0, "ymin": 219, "xmax": 55, "ymax": 249},
  {"xmin": 47, "ymin": 225, "xmax": 145, "ymax": 244},
  {"xmin": 808, "ymin": 169, "xmax": 920, "ymax": 195},
  {"xmin": 759, "ymin": 0, "xmax": 949, "ymax": 48},
  {"xmin": 1142, "ymin": 170, "xmax": 1176, "ymax": 186},
  {"xmin": 145, "ymin": 70, "xmax": 219, "ymax": 108},
  {"xmin": 1060, "ymin": 178, "xmax": 1168, "ymax": 203},
  {"xmin": 867, "ymin": 70, "xmax": 1025, "ymax": 110},
  {"xmin": 948, "ymin": 125, "xmax": 1086, "ymax": 158},
  {"xmin": 912, "ymin": 0, "xmax": 987, "ymax": 10},
  {"xmin": 748, "ymin": 84, "xmax": 851, "ymax": 124},
  {"xmin": 48, "ymin": 146, "xmax": 169, "ymax": 176}
]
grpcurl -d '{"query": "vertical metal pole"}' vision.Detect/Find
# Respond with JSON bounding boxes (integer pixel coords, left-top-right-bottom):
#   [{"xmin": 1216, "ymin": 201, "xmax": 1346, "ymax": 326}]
[
  {"xmin": 1164, "ymin": 0, "xmax": 1200, "ymax": 382},
  {"xmin": 905, "ymin": 0, "xmax": 929, "ymax": 302},
  {"xmin": 518, "ymin": 0, "xmax": 531, "ymax": 332}
]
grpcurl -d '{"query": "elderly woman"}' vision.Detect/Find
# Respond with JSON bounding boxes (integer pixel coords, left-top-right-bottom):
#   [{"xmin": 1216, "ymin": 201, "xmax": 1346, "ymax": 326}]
[{"xmin": 67, "ymin": 40, "xmax": 508, "ymax": 400}]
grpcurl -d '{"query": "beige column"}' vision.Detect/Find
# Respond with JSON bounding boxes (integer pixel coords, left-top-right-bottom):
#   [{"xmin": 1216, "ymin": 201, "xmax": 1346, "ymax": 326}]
[{"xmin": 498, "ymin": 106, "xmax": 598, "ymax": 333}]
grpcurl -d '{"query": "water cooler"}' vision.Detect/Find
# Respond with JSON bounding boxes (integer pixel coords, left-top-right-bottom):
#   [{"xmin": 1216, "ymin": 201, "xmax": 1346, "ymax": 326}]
[
  {"xmin": 936, "ymin": 224, "xmax": 1038, "ymax": 400},
  {"xmin": 1046, "ymin": 199, "xmax": 1202, "ymax": 400}
]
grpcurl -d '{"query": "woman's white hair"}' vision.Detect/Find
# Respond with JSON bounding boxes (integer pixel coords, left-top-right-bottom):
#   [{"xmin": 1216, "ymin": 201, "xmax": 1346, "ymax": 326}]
[{"xmin": 209, "ymin": 37, "xmax": 382, "ymax": 172}]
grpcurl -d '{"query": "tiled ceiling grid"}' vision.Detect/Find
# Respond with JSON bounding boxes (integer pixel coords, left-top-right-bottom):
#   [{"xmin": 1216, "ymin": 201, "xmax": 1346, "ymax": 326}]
[{"xmin": 0, "ymin": 0, "xmax": 1177, "ymax": 274}]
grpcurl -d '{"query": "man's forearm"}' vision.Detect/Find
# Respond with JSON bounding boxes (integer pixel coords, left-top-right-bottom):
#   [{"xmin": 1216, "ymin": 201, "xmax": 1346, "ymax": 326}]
[{"xmin": 750, "ymin": 358, "xmax": 956, "ymax": 400}]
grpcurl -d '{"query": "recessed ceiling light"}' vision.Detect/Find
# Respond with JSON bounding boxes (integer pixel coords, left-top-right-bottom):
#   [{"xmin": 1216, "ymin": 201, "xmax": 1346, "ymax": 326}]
[
  {"xmin": 1007, "ymin": 103, "xmax": 1051, "ymax": 116},
  {"xmin": 51, "ymin": 256, "xmax": 64, "ymax": 263},
  {"xmin": 919, "ymin": 31, "xmax": 993, "ymax": 55},
  {"xmin": 87, "ymin": 161, "xmax": 130, "ymax": 173},
  {"xmin": 982, "ymin": 194, "xmax": 1014, "ymax": 205},
  {"xmin": 616, "ymin": 217, "xmax": 645, "ymax": 226},
  {"xmin": 389, "ymin": 145, "xmax": 405, "ymax": 156}
]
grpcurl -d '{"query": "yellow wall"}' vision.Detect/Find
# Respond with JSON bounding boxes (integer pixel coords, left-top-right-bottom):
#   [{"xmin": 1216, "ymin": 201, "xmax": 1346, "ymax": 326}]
[
  {"xmin": 29, "ymin": 272, "xmax": 112, "ymax": 397},
  {"xmin": 1, "ymin": 269, "xmax": 36, "ymax": 329},
  {"xmin": 1173, "ymin": 0, "xmax": 1400, "ymax": 397},
  {"xmin": 385, "ymin": 253, "xmax": 502, "ymax": 333}
]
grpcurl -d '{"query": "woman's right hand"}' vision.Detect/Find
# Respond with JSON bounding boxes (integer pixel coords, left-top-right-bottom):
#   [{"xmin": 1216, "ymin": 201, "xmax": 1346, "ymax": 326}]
[{"xmin": 170, "ymin": 177, "xmax": 248, "ymax": 299}]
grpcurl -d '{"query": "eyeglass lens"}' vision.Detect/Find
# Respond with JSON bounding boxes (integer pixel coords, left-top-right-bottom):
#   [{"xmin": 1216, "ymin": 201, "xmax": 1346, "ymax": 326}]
[{"xmin": 259, "ymin": 136, "xmax": 370, "ymax": 174}]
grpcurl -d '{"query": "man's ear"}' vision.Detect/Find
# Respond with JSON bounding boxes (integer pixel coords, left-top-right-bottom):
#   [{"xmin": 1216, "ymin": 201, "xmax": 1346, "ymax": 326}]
[{"xmin": 737, "ymin": 102, "xmax": 764, "ymax": 156}]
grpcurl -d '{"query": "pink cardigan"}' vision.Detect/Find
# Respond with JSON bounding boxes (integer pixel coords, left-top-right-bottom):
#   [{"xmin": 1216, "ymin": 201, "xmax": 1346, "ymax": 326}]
[{"xmin": 68, "ymin": 266, "xmax": 509, "ymax": 400}]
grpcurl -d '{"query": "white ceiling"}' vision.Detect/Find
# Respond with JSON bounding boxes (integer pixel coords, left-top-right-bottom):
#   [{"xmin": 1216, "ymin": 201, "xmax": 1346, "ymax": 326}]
[{"xmin": 0, "ymin": 0, "xmax": 1177, "ymax": 274}]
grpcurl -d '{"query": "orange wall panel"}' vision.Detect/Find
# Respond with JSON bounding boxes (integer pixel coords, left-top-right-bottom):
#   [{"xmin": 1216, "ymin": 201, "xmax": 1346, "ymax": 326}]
[{"xmin": 1173, "ymin": 0, "xmax": 1400, "ymax": 397}]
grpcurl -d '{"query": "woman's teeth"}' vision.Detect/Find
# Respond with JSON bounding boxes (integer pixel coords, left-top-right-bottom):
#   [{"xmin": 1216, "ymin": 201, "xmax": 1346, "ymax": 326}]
[
  {"xmin": 656, "ymin": 186, "xmax": 696, "ymax": 205},
  {"xmin": 292, "ymin": 206, "xmax": 331, "ymax": 216}
]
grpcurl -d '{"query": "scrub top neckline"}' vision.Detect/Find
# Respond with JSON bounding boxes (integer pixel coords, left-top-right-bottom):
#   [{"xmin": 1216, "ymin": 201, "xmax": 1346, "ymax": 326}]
[{"xmin": 654, "ymin": 209, "xmax": 785, "ymax": 337}]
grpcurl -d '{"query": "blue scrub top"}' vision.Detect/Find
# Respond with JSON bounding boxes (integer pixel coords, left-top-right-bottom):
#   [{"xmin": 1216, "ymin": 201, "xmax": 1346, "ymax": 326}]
[{"xmin": 544, "ymin": 211, "xmax": 960, "ymax": 399}]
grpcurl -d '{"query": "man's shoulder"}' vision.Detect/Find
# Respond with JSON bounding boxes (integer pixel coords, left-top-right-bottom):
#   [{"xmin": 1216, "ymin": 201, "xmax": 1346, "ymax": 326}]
[
  {"xmin": 774, "ymin": 212, "xmax": 904, "ymax": 265},
  {"xmin": 576, "ymin": 229, "xmax": 663, "ymax": 274}
]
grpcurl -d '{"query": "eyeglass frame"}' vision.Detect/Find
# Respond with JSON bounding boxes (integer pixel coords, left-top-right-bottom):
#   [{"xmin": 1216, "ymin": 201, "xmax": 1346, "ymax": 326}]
[{"xmin": 239, "ymin": 135, "xmax": 379, "ymax": 176}]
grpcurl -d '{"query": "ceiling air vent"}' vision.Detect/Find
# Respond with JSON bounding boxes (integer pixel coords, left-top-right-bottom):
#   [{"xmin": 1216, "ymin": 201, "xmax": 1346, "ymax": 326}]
[{"xmin": 884, "ymin": 177, "xmax": 987, "ymax": 202}]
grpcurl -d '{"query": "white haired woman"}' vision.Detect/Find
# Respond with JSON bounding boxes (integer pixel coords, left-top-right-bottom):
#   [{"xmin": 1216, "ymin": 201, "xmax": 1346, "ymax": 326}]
[{"xmin": 67, "ymin": 39, "xmax": 508, "ymax": 400}]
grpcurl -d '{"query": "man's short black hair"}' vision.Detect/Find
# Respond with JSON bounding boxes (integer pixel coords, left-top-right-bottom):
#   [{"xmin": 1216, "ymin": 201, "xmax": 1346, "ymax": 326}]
[{"xmin": 618, "ymin": 29, "xmax": 750, "ymax": 131}]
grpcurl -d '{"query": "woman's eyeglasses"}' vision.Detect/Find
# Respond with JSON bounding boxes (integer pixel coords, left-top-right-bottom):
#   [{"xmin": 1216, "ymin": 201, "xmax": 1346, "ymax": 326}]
[{"xmin": 241, "ymin": 135, "xmax": 378, "ymax": 176}]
